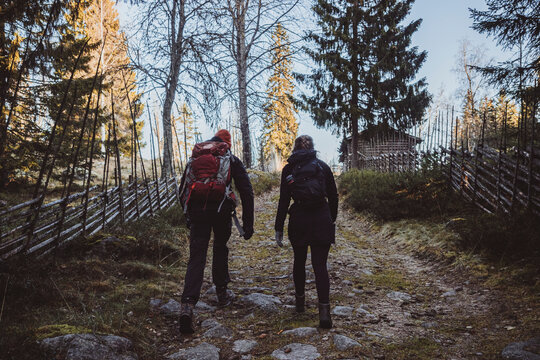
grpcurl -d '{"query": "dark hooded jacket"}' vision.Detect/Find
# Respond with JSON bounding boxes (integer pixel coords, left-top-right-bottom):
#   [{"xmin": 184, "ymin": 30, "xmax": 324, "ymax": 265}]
[{"xmin": 275, "ymin": 150, "xmax": 338, "ymax": 246}]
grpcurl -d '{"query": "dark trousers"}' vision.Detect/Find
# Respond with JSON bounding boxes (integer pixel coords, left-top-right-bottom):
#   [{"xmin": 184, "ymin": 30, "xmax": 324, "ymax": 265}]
[
  {"xmin": 181, "ymin": 210, "xmax": 232, "ymax": 304},
  {"xmin": 292, "ymin": 244, "xmax": 331, "ymax": 304}
]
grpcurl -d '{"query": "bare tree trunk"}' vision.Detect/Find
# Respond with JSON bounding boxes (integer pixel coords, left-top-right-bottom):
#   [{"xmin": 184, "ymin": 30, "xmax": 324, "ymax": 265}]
[
  {"xmin": 161, "ymin": 0, "xmax": 185, "ymax": 178},
  {"xmin": 350, "ymin": 0, "xmax": 360, "ymax": 169},
  {"xmin": 237, "ymin": 58, "xmax": 252, "ymax": 167},
  {"xmin": 234, "ymin": 0, "xmax": 252, "ymax": 168}
]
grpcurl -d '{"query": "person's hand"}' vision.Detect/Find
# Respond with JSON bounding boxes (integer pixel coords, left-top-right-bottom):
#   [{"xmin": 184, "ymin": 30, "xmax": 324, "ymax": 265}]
[
  {"xmin": 243, "ymin": 226, "xmax": 254, "ymax": 240},
  {"xmin": 275, "ymin": 231, "xmax": 283, "ymax": 247}
]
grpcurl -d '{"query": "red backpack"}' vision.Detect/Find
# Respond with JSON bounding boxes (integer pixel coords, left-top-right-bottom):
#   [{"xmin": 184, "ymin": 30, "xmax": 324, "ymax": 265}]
[{"xmin": 181, "ymin": 141, "xmax": 235, "ymax": 211}]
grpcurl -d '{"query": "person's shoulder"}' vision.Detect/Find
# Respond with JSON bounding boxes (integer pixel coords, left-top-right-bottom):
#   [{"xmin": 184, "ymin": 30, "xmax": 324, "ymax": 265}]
[
  {"xmin": 316, "ymin": 158, "xmax": 331, "ymax": 171},
  {"xmin": 281, "ymin": 163, "xmax": 292, "ymax": 173}
]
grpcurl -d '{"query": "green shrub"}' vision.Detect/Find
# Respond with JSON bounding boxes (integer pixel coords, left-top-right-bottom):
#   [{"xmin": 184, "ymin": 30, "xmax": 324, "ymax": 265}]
[
  {"xmin": 448, "ymin": 211, "xmax": 540, "ymax": 262},
  {"xmin": 248, "ymin": 170, "xmax": 280, "ymax": 195},
  {"xmin": 339, "ymin": 169, "xmax": 459, "ymax": 220}
]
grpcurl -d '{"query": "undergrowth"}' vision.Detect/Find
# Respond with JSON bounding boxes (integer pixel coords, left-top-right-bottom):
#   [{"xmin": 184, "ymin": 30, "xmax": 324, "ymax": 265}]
[
  {"xmin": 248, "ymin": 170, "xmax": 280, "ymax": 195},
  {"xmin": 0, "ymin": 204, "xmax": 189, "ymax": 360},
  {"xmin": 339, "ymin": 168, "xmax": 540, "ymax": 266}
]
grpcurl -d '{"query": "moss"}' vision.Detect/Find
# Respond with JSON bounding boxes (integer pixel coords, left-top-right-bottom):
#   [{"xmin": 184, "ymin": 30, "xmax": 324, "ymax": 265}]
[
  {"xmin": 363, "ymin": 269, "xmax": 411, "ymax": 291},
  {"xmin": 34, "ymin": 324, "xmax": 93, "ymax": 340},
  {"xmin": 382, "ymin": 336, "xmax": 442, "ymax": 359}
]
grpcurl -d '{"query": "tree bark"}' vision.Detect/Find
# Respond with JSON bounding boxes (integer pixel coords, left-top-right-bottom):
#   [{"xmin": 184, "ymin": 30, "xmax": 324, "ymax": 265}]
[
  {"xmin": 234, "ymin": 0, "xmax": 252, "ymax": 168},
  {"xmin": 161, "ymin": 0, "xmax": 185, "ymax": 178},
  {"xmin": 350, "ymin": 0, "xmax": 360, "ymax": 169}
]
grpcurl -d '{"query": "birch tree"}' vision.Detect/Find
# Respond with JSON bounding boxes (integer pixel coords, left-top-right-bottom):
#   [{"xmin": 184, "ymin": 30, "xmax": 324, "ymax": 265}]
[
  {"xmin": 131, "ymin": 0, "xmax": 218, "ymax": 177},
  {"xmin": 220, "ymin": 0, "xmax": 301, "ymax": 168}
]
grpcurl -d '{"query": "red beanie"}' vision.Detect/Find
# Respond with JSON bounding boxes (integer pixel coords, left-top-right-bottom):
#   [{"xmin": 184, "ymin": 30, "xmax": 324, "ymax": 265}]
[{"xmin": 215, "ymin": 129, "xmax": 231, "ymax": 148}]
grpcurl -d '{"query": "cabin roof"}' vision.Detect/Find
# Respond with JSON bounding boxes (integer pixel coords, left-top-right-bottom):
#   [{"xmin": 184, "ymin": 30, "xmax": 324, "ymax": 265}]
[{"xmin": 345, "ymin": 123, "xmax": 422, "ymax": 144}]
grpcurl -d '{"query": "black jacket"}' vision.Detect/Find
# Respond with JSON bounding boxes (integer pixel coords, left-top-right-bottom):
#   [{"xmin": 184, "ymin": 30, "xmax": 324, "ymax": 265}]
[
  {"xmin": 275, "ymin": 150, "xmax": 338, "ymax": 246},
  {"xmin": 180, "ymin": 136, "xmax": 254, "ymax": 231}
]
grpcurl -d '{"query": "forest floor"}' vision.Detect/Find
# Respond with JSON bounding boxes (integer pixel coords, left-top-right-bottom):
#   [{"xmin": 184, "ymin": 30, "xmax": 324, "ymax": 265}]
[
  {"xmin": 159, "ymin": 190, "xmax": 539, "ymax": 359},
  {"xmin": 1, "ymin": 188, "xmax": 539, "ymax": 359}
]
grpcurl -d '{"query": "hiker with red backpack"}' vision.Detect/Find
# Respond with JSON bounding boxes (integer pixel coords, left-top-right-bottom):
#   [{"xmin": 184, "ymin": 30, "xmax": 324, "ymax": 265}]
[
  {"xmin": 275, "ymin": 135, "xmax": 338, "ymax": 329},
  {"xmin": 178, "ymin": 129, "xmax": 254, "ymax": 334}
]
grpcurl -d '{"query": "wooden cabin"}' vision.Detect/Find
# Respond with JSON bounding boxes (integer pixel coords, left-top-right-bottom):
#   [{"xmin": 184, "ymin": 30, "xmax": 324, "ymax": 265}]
[{"xmin": 341, "ymin": 124, "xmax": 421, "ymax": 170}]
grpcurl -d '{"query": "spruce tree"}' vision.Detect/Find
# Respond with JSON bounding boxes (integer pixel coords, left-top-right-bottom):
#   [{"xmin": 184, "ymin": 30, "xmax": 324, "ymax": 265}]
[
  {"xmin": 262, "ymin": 23, "xmax": 298, "ymax": 169},
  {"xmin": 470, "ymin": 0, "xmax": 539, "ymax": 92},
  {"xmin": 299, "ymin": 0, "xmax": 429, "ymax": 168}
]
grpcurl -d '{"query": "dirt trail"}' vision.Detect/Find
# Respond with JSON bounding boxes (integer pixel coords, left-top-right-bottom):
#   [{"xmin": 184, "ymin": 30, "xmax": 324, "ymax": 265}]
[{"xmin": 163, "ymin": 190, "xmax": 524, "ymax": 359}]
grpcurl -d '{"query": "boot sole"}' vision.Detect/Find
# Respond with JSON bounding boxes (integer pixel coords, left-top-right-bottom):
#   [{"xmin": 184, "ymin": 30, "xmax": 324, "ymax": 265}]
[{"xmin": 179, "ymin": 315, "xmax": 194, "ymax": 334}]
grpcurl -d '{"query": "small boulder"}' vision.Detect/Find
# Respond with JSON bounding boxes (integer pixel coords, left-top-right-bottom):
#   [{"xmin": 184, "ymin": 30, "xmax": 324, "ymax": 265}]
[
  {"xmin": 167, "ymin": 342, "xmax": 220, "ymax": 360},
  {"xmin": 332, "ymin": 306, "xmax": 354, "ymax": 316},
  {"xmin": 160, "ymin": 299, "xmax": 181, "ymax": 316},
  {"xmin": 40, "ymin": 334, "xmax": 138, "ymax": 360},
  {"xmin": 441, "ymin": 290, "xmax": 457, "ymax": 298},
  {"xmin": 282, "ymin": 327, "xmax": 318, "ymax": 337},
  {"xmin": 195, "ymin": 301, "xmax": 216, "ymax": 313},
  {"xmin": 502, "ymin": 338, "xmax": 540, "ymax": 360},
  {"xmin": 386, "ymin": 291, "xmax": 412, "ymax": 302},
  {"xmin": 203, "ymin": 323, "xmax": 233, "ymax": 338},
  {"xmin": 233, "ymin": 340, "xmax": 258, "ymax": 354},
  {"xmin": 271, "ymin": 343, "xmax": 320, "ymax": 360},
  {"xmin": 241, "ymin": 293, "xmax": 282, "ymax": 312},
  {"xmin": 201, "ymin": 318, "xmax": 221, "ymax": 329},
  {"xmin": 333, "ymin": 334, "xmax": 361, "ymax": 351}
]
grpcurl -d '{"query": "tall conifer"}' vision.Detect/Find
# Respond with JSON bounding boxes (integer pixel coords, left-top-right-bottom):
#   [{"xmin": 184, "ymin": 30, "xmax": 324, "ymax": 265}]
[
  {"xmin": 299, "ymin": 0, "xmax": 429, "ymax": 168},
  {"xmin": 262, "ymin": 23, "xmax": 298, "ymax": 170}
]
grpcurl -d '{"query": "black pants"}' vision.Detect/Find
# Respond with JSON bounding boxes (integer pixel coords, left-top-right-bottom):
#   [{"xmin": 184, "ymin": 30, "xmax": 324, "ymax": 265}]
[
  {"xmin": 292, "ymin": 243, "xmax": 331, "ymax": 304},
  {"xmin": 181, "ymin": 210, "xmax": 232, "ymax": 304}
]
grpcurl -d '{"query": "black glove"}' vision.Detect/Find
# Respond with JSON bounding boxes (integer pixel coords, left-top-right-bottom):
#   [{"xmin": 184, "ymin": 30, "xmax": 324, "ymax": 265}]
[
  {"xmin": 243, "ymin": 227, "xmax": 254, "ymax": 240},
  {"xmin": 275, "ymin": 231, "xmax": 283, "ymax": 247}
]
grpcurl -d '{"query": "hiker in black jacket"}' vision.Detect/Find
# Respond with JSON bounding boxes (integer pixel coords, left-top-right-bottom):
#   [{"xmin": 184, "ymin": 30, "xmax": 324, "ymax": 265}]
[
  {"xmin": 275, "ymin": 135, "xmax": 338, "ymax": 329},
  {"xmin": 179, "ymin": 129, "xmax": 254, "ymax": 334}
]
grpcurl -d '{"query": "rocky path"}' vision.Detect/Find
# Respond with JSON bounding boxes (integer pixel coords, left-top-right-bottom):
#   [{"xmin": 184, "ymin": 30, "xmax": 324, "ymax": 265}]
[{"xmin": 154, "ymin": 190, "xmax": 532, "ymax": 360}]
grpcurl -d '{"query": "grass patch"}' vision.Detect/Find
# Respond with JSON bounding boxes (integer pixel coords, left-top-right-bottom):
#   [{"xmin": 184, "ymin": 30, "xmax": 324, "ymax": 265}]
[
  {"xmin": 382, "ymin": 336, "xmax": 442, "ymax": 359},
  {"xmin": 34, "ymin": 324, "xmax": 93, "ymax": 340},
  {"xmin": 0, "ymin": 204, "xmax": 189, "ymax": 360},
  {"xmin": 363, "ymin": 269, "xmax": 411, "ymax": 291}
]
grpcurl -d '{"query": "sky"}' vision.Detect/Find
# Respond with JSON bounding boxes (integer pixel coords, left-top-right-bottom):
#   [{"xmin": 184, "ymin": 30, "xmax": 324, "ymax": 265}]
[{"xmin": 117, "ymin": 0, "xmax": 508, "ymax": 165}]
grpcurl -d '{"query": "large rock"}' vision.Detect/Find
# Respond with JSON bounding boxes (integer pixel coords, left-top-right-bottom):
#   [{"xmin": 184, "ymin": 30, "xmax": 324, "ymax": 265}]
[
  {"xmin": 40, "ymin": 334, "xmax": 138, "ymax": 360},
  {"xmin": 167, "ymin": 342, "xmax": 220, "ymax": 360},
  {"xmin": 282, "ymin": 327, "xmax": 318, "ymax": 337},
  {"xmin": 332, "ymin": 306, "xmax": 354, "ymax": 316},
  {"xmin": 386, "ymin": 291, "xmax": 412, "ymax": 302},
  {"xmin": 271, "ymin": 343, "xmax": 320, "ymax": 360},
  {"xmin": 502, "ymin": 338, "xmax": 540, "ymax": 360},
  {"xmin": 233, "ymin": 340, "xmax": 258, "ymax": 354},
  {"xmin": 241, "ymin": 293, "xmax": 282, "ymax": 312},
  {"xmin": 333, "ymin": 334, "xmax": 361, "ymax": 351}
]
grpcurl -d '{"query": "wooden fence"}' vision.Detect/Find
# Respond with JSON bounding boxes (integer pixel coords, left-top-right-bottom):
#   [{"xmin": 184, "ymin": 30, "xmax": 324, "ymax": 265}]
[
  {"xmin": 0, "ymin": 177, "xmax": 180, "ymax": 262},
  {"xmin": 444, "ymin": 146, "xmax": 540, "ymax": 216},
  {"xmin": 358, "ymin": 145, "xmax": 540, "ymax": 217},
  {"xmin": 359, "ymin": 151, "xmax": 420, "ymax": 172}
]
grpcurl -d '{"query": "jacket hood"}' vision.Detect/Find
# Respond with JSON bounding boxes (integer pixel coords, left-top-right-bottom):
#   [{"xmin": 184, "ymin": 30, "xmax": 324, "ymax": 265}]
[{"xmin": 287, "ymin": 149, "xmax": 317, "ymax": 165}]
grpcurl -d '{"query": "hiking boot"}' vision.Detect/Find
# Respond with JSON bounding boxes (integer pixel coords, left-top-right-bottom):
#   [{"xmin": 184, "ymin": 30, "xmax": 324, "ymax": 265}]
[
  {"xmin": 295, "ymin": 293, "xmax": 305, "ymax": 313},
  {"xmin": 216, "ymin": 286, "xmax": 233, "ymax": 307},
  {"xmin": 318, "ymin": 302, "xmax": 332, "ymax": 329},
  {"xmin": 179, "ymin": 303, "xmax": 195, "ymax": 334}
]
